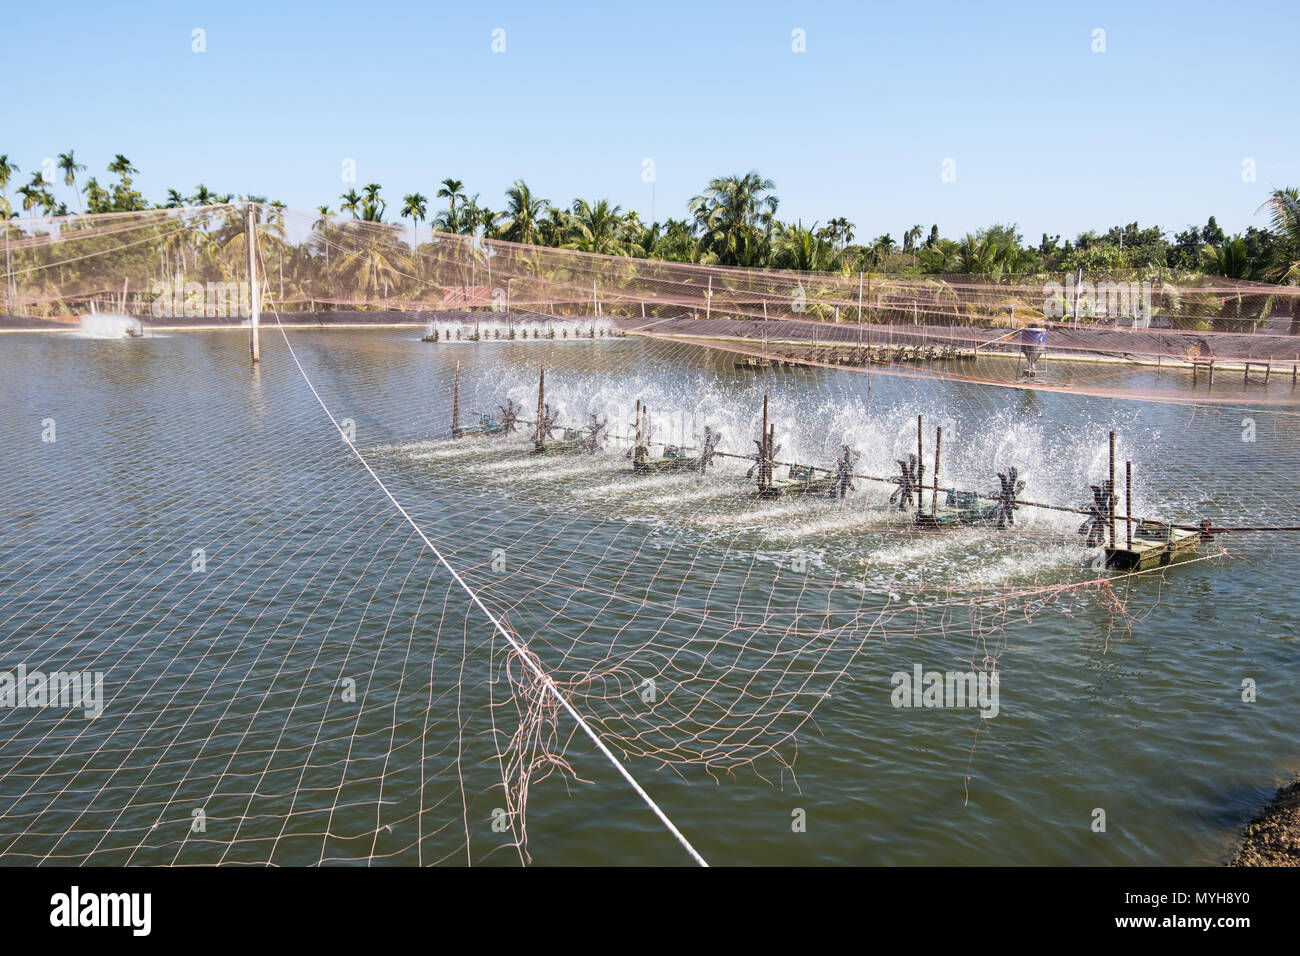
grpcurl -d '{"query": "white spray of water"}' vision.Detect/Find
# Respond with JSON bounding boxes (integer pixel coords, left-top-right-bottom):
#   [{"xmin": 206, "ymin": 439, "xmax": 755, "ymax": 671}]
[{"xmin": 74, "ymin": 313, "xmax": 144, "ymax": 339}]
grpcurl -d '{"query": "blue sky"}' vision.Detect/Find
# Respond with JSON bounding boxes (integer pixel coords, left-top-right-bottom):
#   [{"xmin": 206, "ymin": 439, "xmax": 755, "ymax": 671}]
[{"xmin": 3, "ymin": 0, "xmax": 1296, "ymax": 242}]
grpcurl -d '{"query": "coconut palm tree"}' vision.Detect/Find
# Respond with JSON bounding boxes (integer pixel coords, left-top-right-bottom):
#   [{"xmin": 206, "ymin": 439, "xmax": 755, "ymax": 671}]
[
  {"xmin": 565, "ymin": 198, "xmax": 638, "ymax": 256},
  {"xmin": 334, "ymin": 226, "xmax": 408, "ymax": 302},
  {"xmin": 311, "ymin": 206, "xmax": 335, "ymax": 279},
  {"xmin": 771, "ymin": 220, "xmax": 839, "ymax": 271},
  {"xmin": 539, "ymin": 206, "xmax": 572, "ymax": 247},
  {"xmin": 500, "ymin": 180, "xmax": 549, "ymax": 245},
  {"xmin": 689, "ymin": 171, "xmax": 778, "ymax": 267},
  {"xmin": 1259, "ymin": 187, "xmax": 1300, "ymax": 284},
  {"xmin": 957, "ymin": 233, "xmax": 996, "ymax": 273}
]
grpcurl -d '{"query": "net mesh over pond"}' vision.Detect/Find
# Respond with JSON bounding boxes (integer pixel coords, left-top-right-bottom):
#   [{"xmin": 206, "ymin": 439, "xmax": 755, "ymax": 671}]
[{"xmin": 1, "ymin": 207, "xmax": 1298, "ymax": 865}]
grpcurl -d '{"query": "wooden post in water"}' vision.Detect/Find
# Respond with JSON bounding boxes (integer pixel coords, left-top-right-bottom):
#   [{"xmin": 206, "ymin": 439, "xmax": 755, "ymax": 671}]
[
  {"xmin": 916, "ymin": 414, "xmax": 925, "ymax": 503},
  {"xmin": 534, "ymin": 367, "xmax": 546, "ymax": 451},
  {"xmin": 1125, "ymin": 460, "xmax": 1133, "ymax": 550},
  {"xmin": 931, "ymin": 426, "xmax": 942, "ymax": 515},
  {"xmin": 759, "ymin": 421, "xmax": 769, "ymax": 489},
  {"xmin": 246, "ymin": 204, "xmax": 260, "ymax": 365},
  {"xmin": 638, "ymin": 405, "xmax": 650, "ymax": 464},
  {"xmin": 1208, "ymin": 360, "xmax": 1215, "ymax": 388},
  {"xmin": 451, "ymin": 362, "xmax": 461, "ymax": 438},
  {"xmin": 857, "ymin": 272, "xmax": 865, "ymax": 350},
  {"xmin": 1108, "ymin": 431, "xmax": 1116, "ymax": 548},
  {"xmin": 760, "ymin": 394, "xmax": 770, "ymax": 492}
]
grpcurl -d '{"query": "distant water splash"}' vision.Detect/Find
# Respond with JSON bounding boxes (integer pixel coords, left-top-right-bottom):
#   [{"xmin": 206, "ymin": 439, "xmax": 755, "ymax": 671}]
[{"xmin": 75, "ymin": 313, "xmax": 143, "ymax": 339}]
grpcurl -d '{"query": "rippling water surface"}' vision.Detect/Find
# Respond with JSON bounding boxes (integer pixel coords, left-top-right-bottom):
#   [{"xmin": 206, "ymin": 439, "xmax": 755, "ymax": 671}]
[{"xmin": 1, "ymin": 329, "xmax": 1297, "ymax": 865}]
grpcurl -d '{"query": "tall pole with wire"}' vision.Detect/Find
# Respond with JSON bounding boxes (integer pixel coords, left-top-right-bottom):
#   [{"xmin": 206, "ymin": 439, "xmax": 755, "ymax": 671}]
[{"xmin": 247, "ymin": 203, "xmax": 260, "ymax": 365}]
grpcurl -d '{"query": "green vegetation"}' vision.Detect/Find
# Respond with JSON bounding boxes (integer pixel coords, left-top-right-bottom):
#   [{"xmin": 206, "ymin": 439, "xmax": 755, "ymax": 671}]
[{"xmin": 3, "ymin": 152, "xmax": 1297, "ymax": 286}]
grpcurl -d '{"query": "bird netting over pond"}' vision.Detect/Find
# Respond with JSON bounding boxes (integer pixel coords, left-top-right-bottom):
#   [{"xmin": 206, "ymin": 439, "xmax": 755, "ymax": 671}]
[
  {"xmin": 7, "ymin": 204, "xmax": 1300, "ymax": 403},
  {"xmin": 2, "ymin": 207, "xmax": 1299, "ymax": 865}
]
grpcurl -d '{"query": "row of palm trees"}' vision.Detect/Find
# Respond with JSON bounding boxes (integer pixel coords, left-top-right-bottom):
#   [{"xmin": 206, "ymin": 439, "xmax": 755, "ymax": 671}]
[{"xmin": 4, "ymin": 152, "xmax": 1300, "ymax": 285}]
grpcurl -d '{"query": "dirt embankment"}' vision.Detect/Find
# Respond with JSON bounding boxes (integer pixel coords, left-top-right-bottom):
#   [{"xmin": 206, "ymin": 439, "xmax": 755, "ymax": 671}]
[{"xmin": 1229, "ymin": 776, "xmax": 1300, "ymax": 866}]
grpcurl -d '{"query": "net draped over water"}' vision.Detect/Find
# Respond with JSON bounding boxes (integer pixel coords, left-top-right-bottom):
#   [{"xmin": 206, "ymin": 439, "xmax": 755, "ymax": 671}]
[{"xmin": 1, "ymin": 207, "xmax": 1299, "ymax": 865}]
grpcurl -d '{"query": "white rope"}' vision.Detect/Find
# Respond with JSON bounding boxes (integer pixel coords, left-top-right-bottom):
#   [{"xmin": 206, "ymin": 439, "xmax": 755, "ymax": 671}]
[{"xmin": 254, "ymin": 231, "xmax": 707, "ymax": 866}]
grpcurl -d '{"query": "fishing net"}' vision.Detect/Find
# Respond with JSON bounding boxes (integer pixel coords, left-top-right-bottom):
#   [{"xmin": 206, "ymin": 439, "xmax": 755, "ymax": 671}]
[{"xmin": 2, "ymin": 206, "xmax": 1298, "ymax": 865}]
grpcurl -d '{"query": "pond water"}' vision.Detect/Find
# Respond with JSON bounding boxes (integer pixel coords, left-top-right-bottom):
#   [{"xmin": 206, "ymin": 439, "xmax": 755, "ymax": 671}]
[{"xmin": 0, "ymin": 328, "xmax": 1296, "ymax": 865}]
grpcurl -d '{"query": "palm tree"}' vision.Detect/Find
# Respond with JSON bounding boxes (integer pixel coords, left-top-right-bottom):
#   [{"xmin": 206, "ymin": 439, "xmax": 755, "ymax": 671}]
[
  {"xmin": 539, "ymin": 206, "xmax": 572, "ymax": 247},
  {"xmin": 19, "ymin": 172, "xmax": 54, "ymax": 216},
  {"xmin": 869, "ymin": 234, "xmax": 896, "ymax": 268},
  {"xmin": 771, "ymin": 220, "xmax": 838, "ymax": 271},
  {"xmin": 313, "ymin": 206, "xmax": 335, "ymax": 277},
  {"xmin": 191, "ymin": 184, "xmax": 214, "ymax": 205},
  {"xmin": 1259, "ymin": 187, "xmax": 1300, "ymax": 284},
  {"xmin": 565, "ymin": 199, "xmax": 638, "ymax": 255},
  {"xmin": 689, "ymin": 171, "xmax": 778, "ymax": 267},
  {"xmin": 902, "ymin": 224, "xmax": 924, "ymax": 267},
  {"xmin": 0, "ymin": 155, "xmax": 16, "ymax": 313},
  {"xmin": 56, "ymin": 152, "xmax": 86, "ymax": 212},
  {"xmin": 822, "ymin": 216, "xmax": 854, "ymax": 248},
  {"xmin": 107, "ymin": 154, "xmax": 137, "ymax": 179},
  {"xmin": 500, "ymin": 180, "xmax": 549, "ymax": 245},
  {"xmin": 401, "ymin": 192, "xmax": 428, "ymax": 248},
  {"xmin": 461, "ymin": 195, "xmax": 498, "ymax": 237},
  {"xmin": 653, "ymin": 218, "xmax": 697, "ymax": 262},
  {"xmin": 360, "ymin": 183, "xmax": 385, "ymax": 221},
  {"xmin": 435, "ymin": 178, "xmax": 466, "ymax": 233},
  {"xmin": 340, "ymin": 189, "xmax": 362, "ymax": 218},
  {"xmin": 957, "ymin": 233, "xmax": 996, "ymax": 274}
]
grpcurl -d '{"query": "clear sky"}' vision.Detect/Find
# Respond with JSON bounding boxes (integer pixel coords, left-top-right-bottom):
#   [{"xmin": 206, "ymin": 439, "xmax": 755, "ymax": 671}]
[{"xmin": 3, "ymin": 0, "xmax": 1296, "ymax": 242}]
